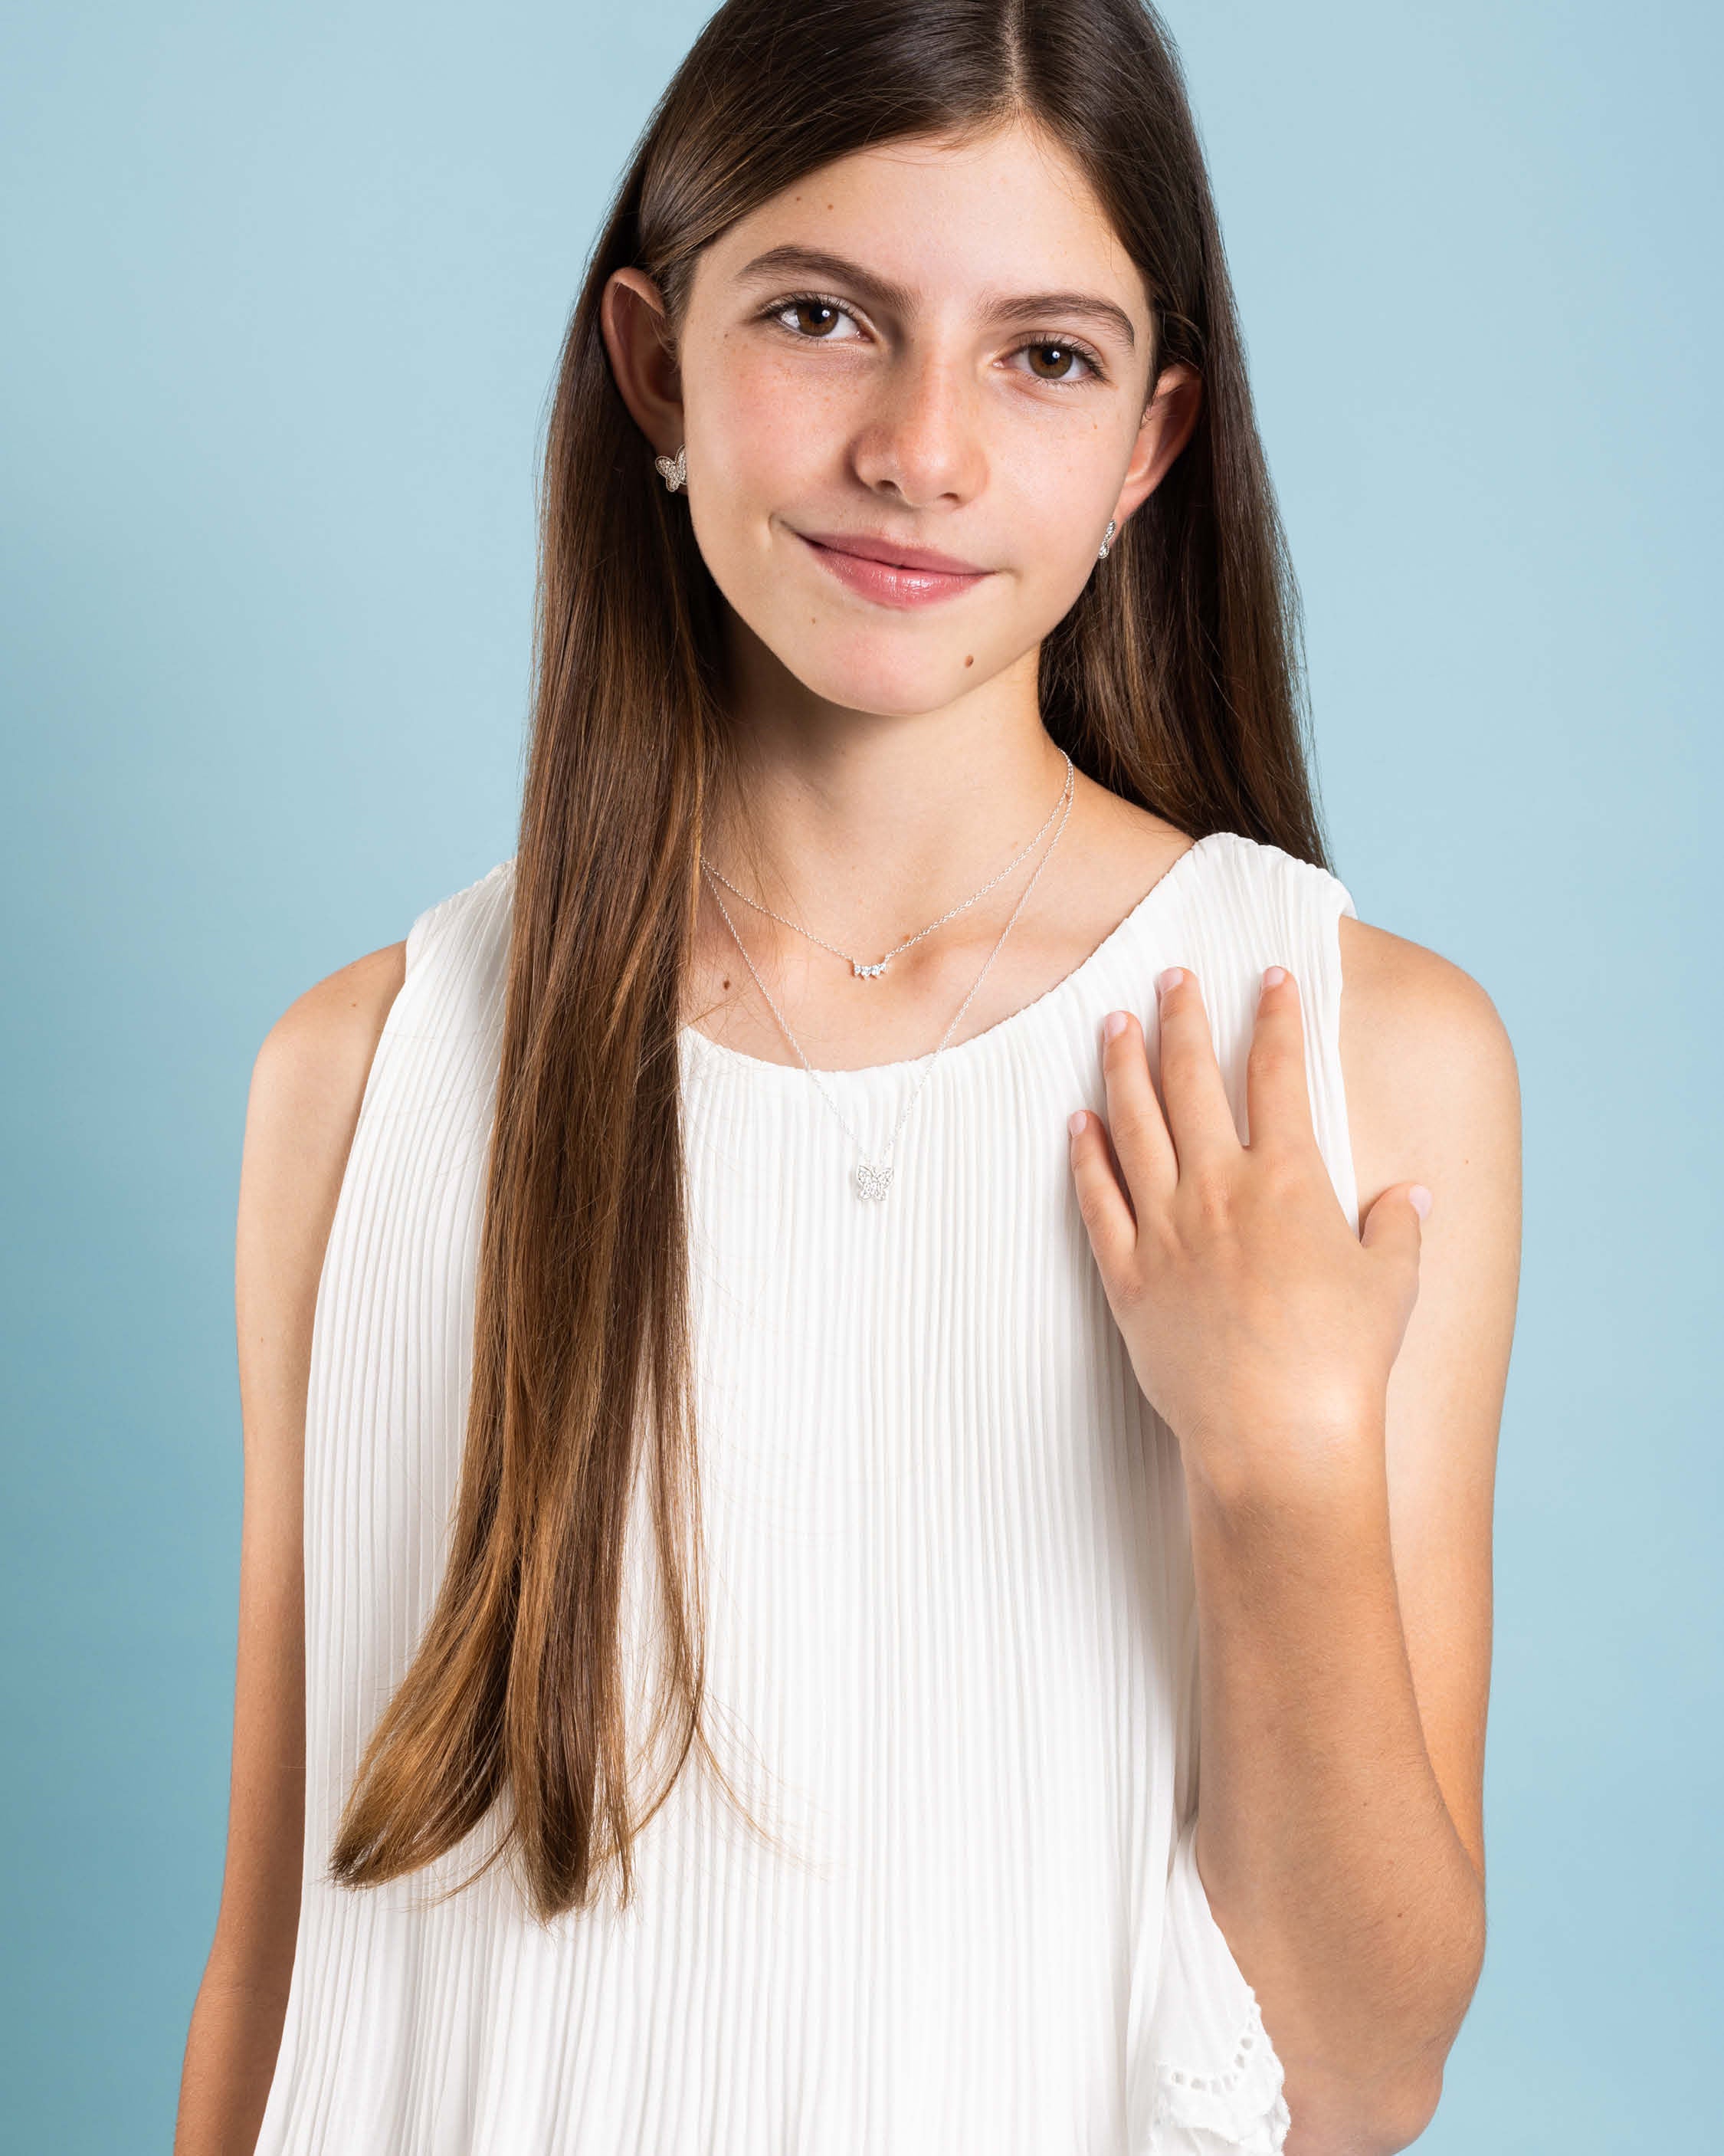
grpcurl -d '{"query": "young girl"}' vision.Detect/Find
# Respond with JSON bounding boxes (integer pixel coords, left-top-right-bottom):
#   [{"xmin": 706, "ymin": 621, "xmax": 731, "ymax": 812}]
[{"xmin": 176, "ymin": 2, "xmax": 1520, "ymax": 2151}]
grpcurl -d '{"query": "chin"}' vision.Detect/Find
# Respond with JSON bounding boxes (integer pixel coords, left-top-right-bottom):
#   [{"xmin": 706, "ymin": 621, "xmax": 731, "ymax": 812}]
[{"xmin": 770, "ymin": 625, "xmax": 990, "ymax": 718}]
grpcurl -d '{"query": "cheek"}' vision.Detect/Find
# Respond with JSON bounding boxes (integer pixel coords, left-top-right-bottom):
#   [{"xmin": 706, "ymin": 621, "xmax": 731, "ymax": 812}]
[
  {"xmin": 1002, "ymin": 428, "xmax": 1113, "ymax": 534},
  {"xmin": 690, "ymin": 350, "xmax": 834, "ymax": 515}
]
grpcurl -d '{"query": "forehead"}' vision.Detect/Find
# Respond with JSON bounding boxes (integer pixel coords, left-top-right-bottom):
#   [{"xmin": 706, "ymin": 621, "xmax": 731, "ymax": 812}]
[{"xmin": 696, "ymin": 123, "xmax": 1149, "ymax": 330}]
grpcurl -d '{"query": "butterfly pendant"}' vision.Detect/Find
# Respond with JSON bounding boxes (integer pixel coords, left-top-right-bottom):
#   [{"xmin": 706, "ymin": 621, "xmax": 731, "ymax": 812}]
[{"xmin": 853, "ymin": 1160, "xmax": 894, "ymax": 1201}]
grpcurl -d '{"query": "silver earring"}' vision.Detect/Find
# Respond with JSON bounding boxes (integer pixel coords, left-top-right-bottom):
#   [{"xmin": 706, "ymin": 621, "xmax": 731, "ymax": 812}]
[
  {"xmin": 654, "ymin": 443, "xmax": 687, "ymax": 493},
  {"xmin": 1097, "ymin": 517, "xmax": 1117, "ymax": 560}
]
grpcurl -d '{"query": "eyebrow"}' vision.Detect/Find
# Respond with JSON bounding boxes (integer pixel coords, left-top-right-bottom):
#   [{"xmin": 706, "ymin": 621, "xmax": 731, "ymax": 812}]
[{"xmin": 734, "ymin": 244, "xmax": 1139, "ymax": 353}]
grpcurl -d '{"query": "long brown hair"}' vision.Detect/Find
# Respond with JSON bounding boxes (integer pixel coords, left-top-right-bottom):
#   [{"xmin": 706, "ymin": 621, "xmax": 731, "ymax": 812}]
[{"xmin": 329, "ymin": 0, "xmax": 1336, "ymax": 1924}]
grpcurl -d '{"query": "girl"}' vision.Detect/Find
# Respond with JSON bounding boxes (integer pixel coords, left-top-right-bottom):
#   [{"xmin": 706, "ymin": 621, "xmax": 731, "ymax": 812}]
[{"xmin": 176, "ymin": 2, "xmax": 1520, "ymax": 2151}]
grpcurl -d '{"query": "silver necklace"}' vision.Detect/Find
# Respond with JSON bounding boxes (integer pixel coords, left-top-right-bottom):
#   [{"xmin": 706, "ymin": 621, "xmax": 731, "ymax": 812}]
[
  {"xmin": 702, "ymin": 751, "xmax": 1074, "ymax": 980},
  {"xmin": 698, "ymin": 771, "xmax": 1076, "ymax": 1201}
]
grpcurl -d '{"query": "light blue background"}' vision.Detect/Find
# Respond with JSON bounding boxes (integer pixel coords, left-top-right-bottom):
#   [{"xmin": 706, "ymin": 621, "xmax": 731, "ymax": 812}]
[{"xmin": 3, "ymin": 3, "xmax": 1717, "ymax": 2147}]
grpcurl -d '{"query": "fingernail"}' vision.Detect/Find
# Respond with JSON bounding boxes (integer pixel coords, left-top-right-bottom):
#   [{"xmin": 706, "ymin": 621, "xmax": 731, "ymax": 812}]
[
  {"xmin": 1156, "ymin": 966, "xmax": 1183, "ymax": 996},
  {"xmin": 1068, "ymin": 1111, "xmax": 1087, "ymax": 1137},
  {"xmin": 1409, "ymin": 1184, "xmax": 1432, "ymax": 1219},
  {"xmin": 1103, "ymin": 1009, "xmax": 1129, "ymax": 1041},
  {"xmin": 1263, "ymin": 965, "xmax": 1286, "ymax": 988}
]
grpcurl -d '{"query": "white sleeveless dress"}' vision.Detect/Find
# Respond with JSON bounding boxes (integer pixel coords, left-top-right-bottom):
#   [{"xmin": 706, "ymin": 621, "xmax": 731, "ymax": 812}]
[{"xmin": 254, "ymin": 829, "xmax": 1361, "ymax": 2156}]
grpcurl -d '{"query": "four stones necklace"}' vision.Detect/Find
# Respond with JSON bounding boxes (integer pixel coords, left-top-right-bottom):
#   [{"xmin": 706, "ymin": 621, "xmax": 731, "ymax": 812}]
[{"xmin": 696, "ymin": 751, "xmax": 1075, "ymax": 1202}]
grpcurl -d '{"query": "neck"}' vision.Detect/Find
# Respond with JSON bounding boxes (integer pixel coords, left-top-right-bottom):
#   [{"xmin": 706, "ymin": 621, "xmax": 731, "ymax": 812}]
[{"xmin": 702, "ymin": 658, "xmax": 1069, "ymax": 947}]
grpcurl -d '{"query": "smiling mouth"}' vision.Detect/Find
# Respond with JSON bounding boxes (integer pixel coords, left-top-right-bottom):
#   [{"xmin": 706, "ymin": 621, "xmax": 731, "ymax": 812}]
[{"xmin": 794, "ymin": 530, "xmax": 993, "ymax": 608}]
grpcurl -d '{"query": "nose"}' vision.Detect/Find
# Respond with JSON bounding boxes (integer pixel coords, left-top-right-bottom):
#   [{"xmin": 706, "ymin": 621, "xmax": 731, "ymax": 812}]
[{"xmin": 850, "ymin": 350, "xmax": 987, "ymax": 507}]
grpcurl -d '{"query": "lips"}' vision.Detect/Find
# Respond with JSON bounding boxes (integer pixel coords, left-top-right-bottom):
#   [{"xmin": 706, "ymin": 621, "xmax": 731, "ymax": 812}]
[
  {"xmin": 793, "ymin": 527, "xmax": 993, "ymax": 610},
  {"xmin": 795, "ymin": 528, "xmax": 988, "ymax": 576}
]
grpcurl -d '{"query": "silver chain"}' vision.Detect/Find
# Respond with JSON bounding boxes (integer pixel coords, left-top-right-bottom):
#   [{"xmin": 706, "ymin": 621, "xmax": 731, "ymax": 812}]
[
  {"xmin": 701, "ymin": 752, "xmax": 1073, "ymax": 980},
  {"xmin": 698, "ymin": 759, "xmax": 1076, "ymax": 1200}
]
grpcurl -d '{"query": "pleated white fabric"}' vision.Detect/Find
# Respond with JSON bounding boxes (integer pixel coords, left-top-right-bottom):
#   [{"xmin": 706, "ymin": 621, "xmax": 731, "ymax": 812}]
[{"xmin": 254, "ymin": 828, "xmax": 1361, "ymax": 2156}]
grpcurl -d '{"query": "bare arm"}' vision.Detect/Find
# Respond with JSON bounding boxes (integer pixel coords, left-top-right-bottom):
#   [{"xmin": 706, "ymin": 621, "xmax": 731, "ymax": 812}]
[
  {"xmin": 173, "ymin": 939, "xmax": 408, "ymax": 2156},
  {"xmin": 1069, "ymin": 911, "xmax": 1520, "ymax": 2156},
  {"xmin": 1187, "ymin": 920, "xmax": 1520, "ymax": 2152}
]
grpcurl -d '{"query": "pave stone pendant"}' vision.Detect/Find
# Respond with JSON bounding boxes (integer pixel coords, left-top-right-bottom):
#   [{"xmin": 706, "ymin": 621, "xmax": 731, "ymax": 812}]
[{"xmin": 853, "ymin": 1159, "xmax": 895, "ymax": 1201}]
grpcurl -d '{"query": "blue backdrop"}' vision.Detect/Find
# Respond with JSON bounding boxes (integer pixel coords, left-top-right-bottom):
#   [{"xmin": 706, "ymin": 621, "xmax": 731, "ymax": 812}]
[{"xmin": 3, "ymin": 3, "xmax": 1717, "ymax": 2146}]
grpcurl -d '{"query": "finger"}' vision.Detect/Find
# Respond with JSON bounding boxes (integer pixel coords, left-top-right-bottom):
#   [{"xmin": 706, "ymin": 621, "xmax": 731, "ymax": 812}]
[
  {"xmin": 1360, "ymin": 1179, "xmax": 1433, "ymax": 1261},
  {"xmin": 1067, "ymin": 1108, "xmax": 1137, "ymax": 1275},
  {"xmin": 1155, "ymin": 966, "xmax": 1240, "ymax": 1174},
  {"xmin": 1244, "ymin": 965, "xmax": 1316, "ymax": 1157},
  {"xmin": 1097, "ymin": 1007, "xmax": 1177, "ymax": 1208}
]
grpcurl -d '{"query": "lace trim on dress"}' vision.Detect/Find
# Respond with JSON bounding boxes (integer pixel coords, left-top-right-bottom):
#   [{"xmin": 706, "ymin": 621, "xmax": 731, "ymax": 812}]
[{"xmin": 1149, "ymin": 1990, "xmax": 1291, "ymax": 2154}]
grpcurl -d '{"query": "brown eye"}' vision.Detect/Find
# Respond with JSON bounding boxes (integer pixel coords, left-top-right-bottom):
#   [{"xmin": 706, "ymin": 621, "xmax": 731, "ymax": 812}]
[
  {"xmin": 780, "ymin": 297, "xmax": 851, "ymax": 338},
  {"xmin": 1025, "ymin": 342, "xmax": 1086, "ymax": 381}
]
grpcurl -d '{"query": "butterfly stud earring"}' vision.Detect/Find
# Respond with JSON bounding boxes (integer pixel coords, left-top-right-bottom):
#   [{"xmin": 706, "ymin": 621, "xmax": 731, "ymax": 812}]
[{"xmin": 654, "ymin": 444, "xmax": 687, "ymax": 493}]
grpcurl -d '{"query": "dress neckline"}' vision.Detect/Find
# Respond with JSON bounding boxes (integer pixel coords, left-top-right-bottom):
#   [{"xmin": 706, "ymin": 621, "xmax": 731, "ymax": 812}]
[{"xmin": 679, "ymin": 828, "xmax": 1229, "ymax": 1086}]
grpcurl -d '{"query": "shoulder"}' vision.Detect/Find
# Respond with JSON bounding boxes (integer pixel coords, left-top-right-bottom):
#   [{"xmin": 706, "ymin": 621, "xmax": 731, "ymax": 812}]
[
  {"xmin": 244, "ymin": 852, "xmax": 516, "ymax": 1159},
  {"xmin": 251, "ymin": 940, "xmax": 409, "ymax": 1140},
  {"xmin": 1174, "ymin": 816, "xmax": 1521, "ymax": 1167},
  {"xmin": 237, "ymin": 854, "xmax": 515, "ymax": 1304},
  {"xmin": 1175, "ymin": 821, "xmax": 1521, "ymax": 1206},
  {"xmin": 1333, "ymin": 910, "xmax": 1521, "ymax": 1217},
  {"xmin": 241, "ymin": 941, "xmax": 411, "ymax": 1285},
  {"xmin": 1334, "ymin": 911, "xmax": 1519, "ymax": 1127}
]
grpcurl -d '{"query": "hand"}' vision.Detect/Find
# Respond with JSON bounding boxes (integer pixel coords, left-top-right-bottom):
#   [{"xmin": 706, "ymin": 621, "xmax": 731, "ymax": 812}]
[{"xmin": 1067, "ymin": 963, "xmax": 1431, "ymax": 1505}]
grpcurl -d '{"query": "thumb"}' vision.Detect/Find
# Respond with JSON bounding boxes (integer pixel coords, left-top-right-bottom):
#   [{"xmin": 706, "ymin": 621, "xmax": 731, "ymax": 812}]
[{"xmin": 1360, "ymin": 1180, "xmax": 1432, "ymax": 1263}]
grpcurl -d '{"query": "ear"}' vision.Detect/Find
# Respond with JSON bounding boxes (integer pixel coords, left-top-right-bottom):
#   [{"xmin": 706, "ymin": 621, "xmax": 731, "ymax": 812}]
[
  {"xmin": 1110, "ymin": 361, "xmax": 1204, "ymax": 527},
  {"xmin": 600, "ymin": 268, "xmax": 684, "ymax": 462}
]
